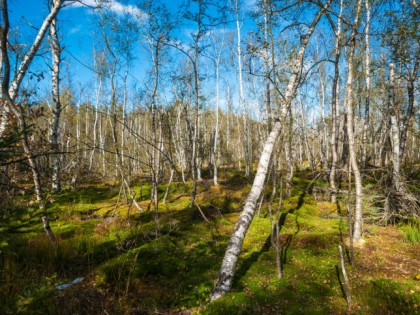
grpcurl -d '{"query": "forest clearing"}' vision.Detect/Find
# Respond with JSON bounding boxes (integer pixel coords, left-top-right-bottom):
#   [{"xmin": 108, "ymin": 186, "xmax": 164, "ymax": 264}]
[
  {"xmin": 0, "ymin": 0, "xmax": 419, "ymax": 313},
  {"xmin": 1, "ymin": 170, "xmax": 419, "ymax": 314}
]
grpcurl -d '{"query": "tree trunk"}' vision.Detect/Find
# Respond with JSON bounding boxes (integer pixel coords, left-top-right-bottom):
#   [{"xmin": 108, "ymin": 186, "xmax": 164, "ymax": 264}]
[
  {"xmin": 235, "ymin": 0, "xmax": 250, "ymax": 177},
  {"xmin": 211, "ymin": 120, "xmax": 281, "ymax": 301},
  {"xmin": 345, "ymin": 0, "xmax": 363, "ymax": 242},
  {"xmin": 361, "ymin": 0, "xmax": 371, "ymax": 170},
  {"xmin": 399, "ymin": 54, "xmax": 418, "ymax": 162},
  {"xmin": 49, "ymin": 1, "xmax": 62, "ymax": 193},
  {"xmin": 329, "ymin": 0, "xmax": 343, "ymax": 203},
  {"xmin": 42, "ymin": 216, "xmax": 56, "ymax": 243},
  {"xmin": 388, "ymin": 63, "xmax": 404, "ymax": 193}
]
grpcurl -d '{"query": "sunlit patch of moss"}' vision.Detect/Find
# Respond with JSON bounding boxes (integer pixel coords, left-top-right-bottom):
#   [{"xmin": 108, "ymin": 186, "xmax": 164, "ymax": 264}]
[
  {"xmin": 359, "ymin": 278, "xmax": 420, "ymax": 314},
  {"xmin": 316, "ymin": 201, "xmax": 339, "ymax": 218},
  {"xmin": 242, "ymin": 218, "xmax": 271, "ymax": 253},
  {"xmin": 167, "ymin": 196, "xmax": 192, "ymax": 211}
]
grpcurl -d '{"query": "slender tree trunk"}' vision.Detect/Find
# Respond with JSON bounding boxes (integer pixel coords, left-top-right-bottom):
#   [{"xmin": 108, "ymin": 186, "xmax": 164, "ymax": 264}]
[
  {"xmin": 298, "ymin": 97, "xmax": 315, "ymax": 169},
  {"xmin": 49, "ymin": 2, "xmax": 62, "ymax": 193},
  {"xmin": 71, "ymin": 97, "xmax": 81, "ymax": 189},
  {"xmin": 163, "ymin": 168, "xmax": 174, "ymax": 204},
  {"xmin": 189, "ymin": 25, "xmax": 202, "ymax": 208},
  {"xmin": 150, "ymin": 41, "xmax": 161, "ymax": 212},
  {"xmin": 388, "ymin": 63, "xmax": 404, "ymax": 193},
  {"xmin": 329, "ymin": 0, "xmax": 343, "ymax": 203},
  {"xmin": 345, "ymin": 0, "xmax": 363, "ymax": 242},
  {"xmin": 338, "ymin": 245, "xmax": 351, "ymax": 308},
  {"xmin": 213, "ymin": 57, "xmax": 220, "ymax": 186},
  {"xmin": 42, "ymin": 216, "xmax": 56, "ymax": 243},
  {"xmin": 362, "ymin": 0, "xmax": 371, "ymax": 170},
  {"xmin": 89, "ymin": 70, "xmax": 102, "ymax": 170},
  {"xmin": 400, "ymin": 54, "xmax": 418, "ymax": 162},
  {"xmin": 235, "ymin": 0, "xmax": 250, "ymax": 177},
  {"xmin": 226, "ymin": 86, "xmax": 231, "ymax": 159},
  {"xmin": 285, "ymin": 105, "xmax": 294, "ymax": 197}
]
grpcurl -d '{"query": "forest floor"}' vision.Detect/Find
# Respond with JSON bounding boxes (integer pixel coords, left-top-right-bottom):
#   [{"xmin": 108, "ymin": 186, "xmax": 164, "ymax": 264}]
[{"xmin": 0, "ymin": 169, "xmax": 419, "ymax": 314}]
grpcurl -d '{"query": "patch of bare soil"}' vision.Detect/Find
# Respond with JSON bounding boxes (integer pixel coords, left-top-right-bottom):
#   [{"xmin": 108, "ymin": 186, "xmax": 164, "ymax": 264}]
[{"xmin": 356, "ymin": 225, "xmax": 419, "ymax": 279}]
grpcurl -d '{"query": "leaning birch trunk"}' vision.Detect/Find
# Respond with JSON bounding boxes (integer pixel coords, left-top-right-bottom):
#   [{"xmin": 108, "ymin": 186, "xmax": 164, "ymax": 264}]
[
  {"xmin": 211, "ymin": 0, "xmax": 332, "ymax": 300},
  {"xmin": 42, "ymin": 216, "xmax": 56, "ymax": 243},
  {"xmin": 345, "ymin": 0, "xmax": 363, "ymax": 242},
  {"xmin": 49, "ymin": 1, "xmax": 62, "ymax": 193},
  {"xmin": 338, "ymin": 245, "xmax": 351, "ymax": 308},
  {"xmin": 211, "ymin": 120, "xmax": 281, "ymax": 301}
]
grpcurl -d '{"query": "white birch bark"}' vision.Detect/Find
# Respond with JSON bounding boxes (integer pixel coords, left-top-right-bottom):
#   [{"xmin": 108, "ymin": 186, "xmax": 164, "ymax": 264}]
[
  {"xmin": 49, "ymin": 1, "xmax": 62, "ymax": 193},
  {"xmin": 345, "ymin": 0, "xmax": 363, "ymax": 242},
  {"xmin": 89, "ymin": 62, "xmax": 102, "ymax": 170},
  {"xmin": 362, "ymin": 0, "xmax": 371, "ymax": 169},
  {"xmin": 235, "ymin": 0, "xmax": 250, "ymax": 177},
  {"xmin": 207, "ymin": 30, "xmax": 225, "ymax": 186},
  {"xmin": 388, "ymin": 63, "xmax": 404, "ymax": 193},
  {"xmin": 329, "ymin": 0, "xmax": 343, "ymax": 203}
]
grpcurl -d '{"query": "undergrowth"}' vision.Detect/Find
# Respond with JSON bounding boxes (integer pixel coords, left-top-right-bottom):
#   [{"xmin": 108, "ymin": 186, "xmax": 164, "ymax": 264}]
[
  {"xmin": 399, "ymin": 219, "xmax": 420, "ymax": 244},
  {"xmin": 0, "ymin": 172, "xmax": 419, "ymax": 314}
]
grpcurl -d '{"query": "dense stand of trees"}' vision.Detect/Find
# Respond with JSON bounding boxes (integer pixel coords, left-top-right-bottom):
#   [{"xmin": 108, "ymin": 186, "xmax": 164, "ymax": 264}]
[{"xmin": 0, "ymin": 0, "xmax": 419, "ymax": 300}]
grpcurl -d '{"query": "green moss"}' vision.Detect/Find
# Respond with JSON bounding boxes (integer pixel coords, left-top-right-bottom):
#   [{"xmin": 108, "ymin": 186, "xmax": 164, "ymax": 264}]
[
  {"xmin": 2, "ymin": 173, "xmax": 420, "ymax": 314},
  {"xmin": 360, "ymin": 279, "xmax": 420, "ymax": 314}
]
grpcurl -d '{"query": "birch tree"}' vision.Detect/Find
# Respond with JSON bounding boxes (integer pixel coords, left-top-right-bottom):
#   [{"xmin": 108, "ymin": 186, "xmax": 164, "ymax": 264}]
[
  {"xmin": 1, "ymin": 0, "xmax": 65, "ymax": 205},
  {"xmin": 0, "ymin": 0, "xmax": 65, "ymax": 138},
  {"xmin": 344, "ymin": 0, "xmax": 363, "ymax": 242},
  {"xmin": 206, "ymin": 29, "xmax": 226, "ymax": 186},
  {"xmin": 328, "ymin": 0, "xmax": 343, "ymax": 204},
  {"xmin": 234, "ymin": 0, "xmax": 250, "ymax": 177},
  {"xmin": 211, "ymin": 0, "xmax": 332, "ymax": 300},
  {"xmin": 387, "ymin": 63, "xmax": 403, "ymax": 193},
  {"xmin": 361, "ymin": 0, "xmax": 371, "ymax": 169},
  {"xmin": 49, "ymin": 0, "xmax": 63, "ymax": 193}
]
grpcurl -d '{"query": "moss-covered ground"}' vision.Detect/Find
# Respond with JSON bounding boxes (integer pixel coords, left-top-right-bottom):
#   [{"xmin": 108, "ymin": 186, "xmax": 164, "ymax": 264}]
[{"xmin": 0, "ymin": 170, "xmax": 419, "ymax": 314}]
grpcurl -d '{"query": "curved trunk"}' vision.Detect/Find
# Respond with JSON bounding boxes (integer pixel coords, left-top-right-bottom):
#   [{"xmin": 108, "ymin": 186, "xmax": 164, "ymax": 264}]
[{"xmin": 345, "ymin": 0, "xmax": 363, "ymax": 242}]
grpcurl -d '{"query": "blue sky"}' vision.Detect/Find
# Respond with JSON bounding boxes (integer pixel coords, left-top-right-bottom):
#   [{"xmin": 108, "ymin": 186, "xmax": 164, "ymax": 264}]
[
  {"xmin": 6, "ymin": 0, "xmax": 260, "ymax": 110},
  {"xmin": 8, "ymin": 2, "xmax": 151, "ymax": 90},
  {"xmin": 6, "ymin": 0, "xmax": 343, "ymax": 118}
]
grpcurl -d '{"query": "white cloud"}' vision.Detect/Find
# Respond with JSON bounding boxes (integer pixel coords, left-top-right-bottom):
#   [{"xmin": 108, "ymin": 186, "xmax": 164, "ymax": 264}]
[
  {"xmin": 70, "ymin": 0, "xmax": 143, "ymax": 18},
  {"xmin": 244, "ymin": 0, "xmax": 258, "ymax": 10},
  {"xmin": 69, "ymin": 25, "xmax": 82, "ymax": 35}
]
